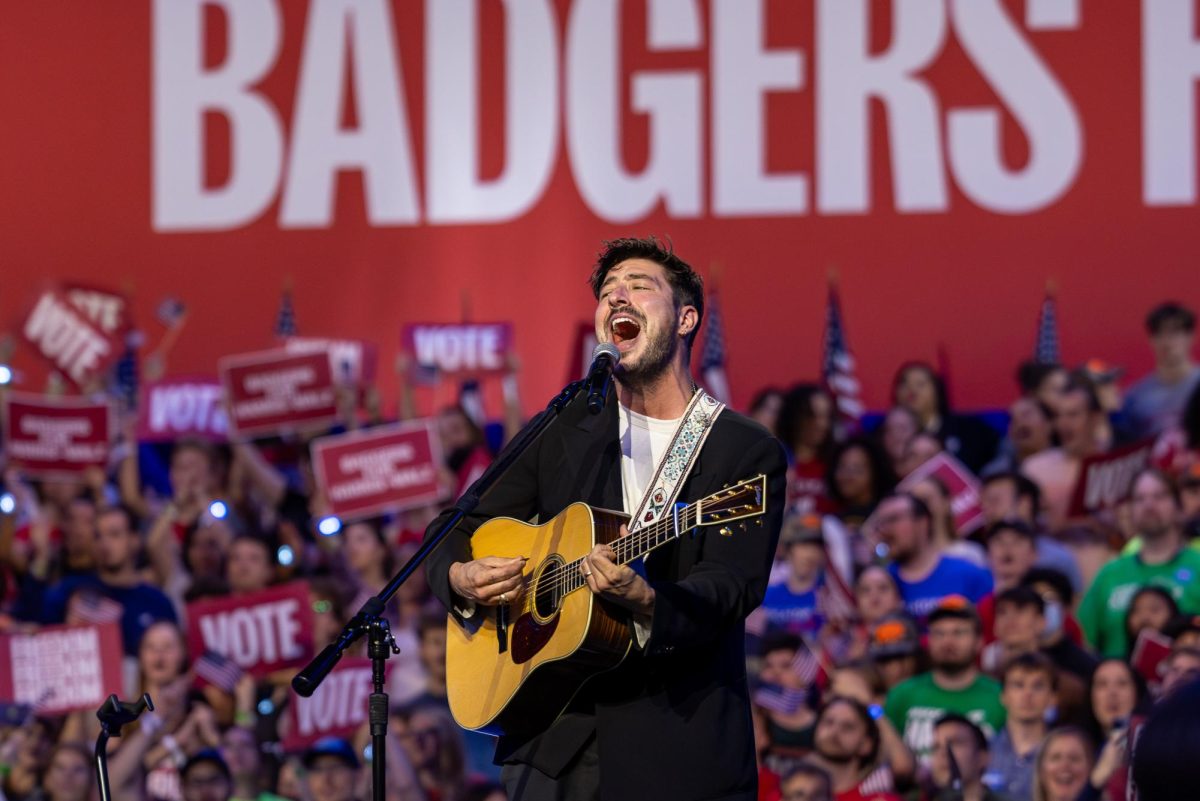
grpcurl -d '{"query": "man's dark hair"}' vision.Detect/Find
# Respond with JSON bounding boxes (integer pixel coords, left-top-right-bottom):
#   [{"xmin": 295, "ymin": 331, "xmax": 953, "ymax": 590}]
[
  {"xmin": 760, "ymin": 631, "xmax": 802, "ymax": 659},
  {"xmin": 1146, "ymin": 301, "xmax": 1197, "ymax": 335},
  {"xmin": 1061, "ymin": 377, "xmax": 1102, "ymax": 413},
  {"xmin": 935, "ymin": 712, "xmax": 989, "ymax": 753},
  {"xmin": 819, "ymin": 697, "xmax": 881, "ymax": 766},
  {"xmin": 1019, "ymin": 567, "xmax": 1075, "ymax": 608},
  {"xmin": 1015, "ymin": 360, "xmax": 1064, "ymax": 396},
  {"xmin": 881, "ymin": 491, "xmax": 932, "ymax": 525},
  {"xmin": 985, "ymin": 518, "xmax": 1038, "ymax": 546},
  {"xmin": 782, "ymin": 763, "xmax": 833, "ymax": 801},
  {"xmin": 1132, "ymin": 467, "xmax": 1183, "ymax": 508},
  {"xmin": 589, "ymin": 236, "xmax": 705, "ymax": 349},
  {"xmin": 1001, "ymin": 651, "xmax": 1058, "ymax": 691},
  {"xmin": 981, "ymin": 471, "xmax": 1042, "ymax": 521},
  {"xmin": 1131, "ymin": 677, "xmax": 1200, "ymax": 801},
  {"xmin": 98, "ymin": 503, "xmax": 142, "ymax": 534},
  {"xmin": 995, "ymin": 585, "xmax": 1046, "ymax": 616}
]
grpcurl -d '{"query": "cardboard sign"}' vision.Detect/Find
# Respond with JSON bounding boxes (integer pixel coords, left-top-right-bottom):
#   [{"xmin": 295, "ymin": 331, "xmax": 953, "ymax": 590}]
[
  {"xmin": 1067, "ymin": 438, "xmax": 1155, "ymax": 516},
  {"xmin": 21, "ymin": 289, "xmax": 121, "ymax": 387},
  {"xmin": 1131, "ymin": 628, "xmax": 1173, "ymax": 687},
  {"xmin": 0, "ymin": 623, "xmax": 123, "ymax": 715},
  {"xmin": 402, "ymin": 322, "xmax": 512, "ymax": 377},
  {"xmin": 220, "ymin": 349, "xmax": 338, "ymax": 438},
  {"xmin": 284, "ymin": 337, "xmax": 378, "ymax": 387},
  {"xmin": 186, "ymin": 582, "xmax": 315, "ymax": 678},
  {"xmin": 63, "ymin": 284, "xmax": 131, "ymax": 337},
  {"xmin": 2, "ymin": 393, "xmax": 112, "ymax": 478},
  {"xmin": 898, "ymin": 451, "xmax": 985, "ymax": 535},
  {"xmin": 311, "ymin": 421, "xmax": 443, "ymax": 521},
  {"xmin": 282, "ymin": 657, "xmax": 392, "ymax": 751},
  {"xmin": 137, "ymin": 376, "xmax": 228, "ymax": 442}
]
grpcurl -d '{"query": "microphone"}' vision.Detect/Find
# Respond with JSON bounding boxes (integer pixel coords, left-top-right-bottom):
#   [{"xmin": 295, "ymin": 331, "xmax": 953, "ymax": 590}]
[{"xmin": 586, "ymin": 343, "xmax": 620, "ymax": 415}]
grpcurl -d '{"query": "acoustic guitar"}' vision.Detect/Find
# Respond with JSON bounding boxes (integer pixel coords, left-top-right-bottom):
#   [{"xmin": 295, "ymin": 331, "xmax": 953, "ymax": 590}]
[{"xmin": 446, "ymin": 474, "xmax": 768, "ymax": 736}]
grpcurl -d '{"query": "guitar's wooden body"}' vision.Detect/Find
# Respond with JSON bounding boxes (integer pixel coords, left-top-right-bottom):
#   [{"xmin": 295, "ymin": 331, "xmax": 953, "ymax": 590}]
[{"xmin": 446, "ymin": 503, "xmax": 634, "ymax": 736}]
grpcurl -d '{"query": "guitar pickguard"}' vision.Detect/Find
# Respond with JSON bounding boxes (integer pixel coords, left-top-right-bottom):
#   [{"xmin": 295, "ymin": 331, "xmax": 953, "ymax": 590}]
[{"xmin": 510, "ymin": 610, "xmax": 558, "ymax": 664}]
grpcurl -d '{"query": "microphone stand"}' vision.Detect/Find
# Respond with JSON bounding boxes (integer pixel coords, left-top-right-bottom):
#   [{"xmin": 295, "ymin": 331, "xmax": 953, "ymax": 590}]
[
  {"xmin": 94, "ymin": 693, "xmax": 153, "ymax": 801},
  {"xmin": 293, "ymin": 377, "xmax": 591, "ymax": 801}
]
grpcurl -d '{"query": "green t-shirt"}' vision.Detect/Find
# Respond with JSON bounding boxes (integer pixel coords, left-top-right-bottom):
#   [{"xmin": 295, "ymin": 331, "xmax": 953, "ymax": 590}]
[
  {"xmin": 885, "ymin": 672, "xmax": 1006, "ymax": 764},
  {"xmin": 1077, "ymin": 547, "xmax": 1200, "ymax": 658}
]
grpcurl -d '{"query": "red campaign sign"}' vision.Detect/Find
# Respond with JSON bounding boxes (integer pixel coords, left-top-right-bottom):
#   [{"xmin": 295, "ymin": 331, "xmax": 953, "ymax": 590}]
[
  {"xmin": 137, "ymin": 375, "xmax": 228, "ymax": 442},
  {"xmin": 281, "ymin": 657, "xmax": 392, "ymax": 751},
  {"xmin": 402, "ymin": 323, "xmax": 513, "ymax": 378},
  {"xmin": 311, "ymin": 420, "xmax": 443, "ymax": 522},
  {"xmin": 21, "ymin": 289, "xmax": 122, "ymax": 388},
  {"xmin": 285, "ymin": 337, "xmax": 379, "ymax": 387},
  {"xmin": 186, "ymin": 582, "xmax": 315, "ymax": 678},
  {"xmin": 0, "ymin": 623, "xmax": 123, "ymax": 715},
  {"xmin": 2, "ymin": 393, "xmax": 112, "ymax": 478},
  {"xmin": 62, "ymin": 283, "xmax": 132, "ymax": 338},
  {"xmin": 220, "ymin": 349, "xmax": 338, "ymax": 438},
  {"xmin": 1068, "ymin": 438, "xmax": 1155, "ymax": 517},
  {"xmin": 898, "ymin": 451, "xmax": 985, "ymax": 536}
]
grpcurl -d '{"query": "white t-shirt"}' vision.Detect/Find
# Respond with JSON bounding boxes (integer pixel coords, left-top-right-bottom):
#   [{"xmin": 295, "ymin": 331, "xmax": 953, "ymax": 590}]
[{"xmin": 619, "ymin": 404, "xmax": 683, "ymax": 516}]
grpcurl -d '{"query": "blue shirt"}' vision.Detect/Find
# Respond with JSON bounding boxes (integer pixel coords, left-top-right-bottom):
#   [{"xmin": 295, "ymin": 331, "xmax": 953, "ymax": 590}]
[
  {"xmin": 762, "ymin": 578, "xmax": 824, "ymax": 638},
  {"xmin": 983, "ymin": 726, "xmax": 1036, "ymax": 801},
  {"xmin": 42, "ymin": 574, "xmax": 178, "ymax": 656},
  {"xmin": 889, "ymin": 556, "xmax": 993, "ymax": 631}
]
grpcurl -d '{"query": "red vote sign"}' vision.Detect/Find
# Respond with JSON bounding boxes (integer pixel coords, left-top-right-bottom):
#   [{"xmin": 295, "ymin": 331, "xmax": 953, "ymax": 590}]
[
  {"xmin": 284, "ymin": 336, "xmax": 379, "ymax": 387},
  {"xmin": 62, "ymin": 283, "xmax": 132, "ymax": 338},
  {"xmin": 220, "ymin": 349, "xmax": 339, "ymax": 438},
  {"xmin": 137, "ymin": 375, "xmax": 228, "ymax": 442},
  {"xmin": 281, "ymin": 657, "xmax": 393, "ymax": 751},
  {"xmin": 2, "ymin": 393, "xmax": 112, "ymax": 478},
  {"xmin": 21, "ymin": 289, "xmax": 122, "ymax": 388},
  {"xmin": 898, "ymin": 451, "xmax": 985, "ymax": 536},
  {"xmin": 402, "ymin": 322, "xmax": 513, "ymax": 377},
  {"xmin": 186, "ymin": 582, "xmax": 315, "ymax": 678},
  {"xmin": 1067, "ymin": 438, "xmax": 1155, "ymax": 517},
  {"xmin": 0, "ymin": 622, "xmax": 123, "ymax": 715},
  {"xmin": 311, "ymin": 421, "xmax": 443, "ymax": 522}
]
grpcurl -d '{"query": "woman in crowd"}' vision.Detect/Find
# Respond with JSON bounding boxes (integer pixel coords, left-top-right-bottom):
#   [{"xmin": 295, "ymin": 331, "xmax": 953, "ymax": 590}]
[
  {"xmin": 908, "ymin": 475, "xmax": 986, "ymax": 566},
  {"xmin": 892, "ymin": 361, "xmax": 1000, "ymax": 474},
  {"xmin": 1032, "ymin": 727, "xmax": 1094, "ymax": 801},
  {"xmin": 777, "ymin": 384, "xmax": 836, "ymax": 516},
  {"xmin": 826, "ymin": 438, "xmax": 894, "ymax": 530},
  {"xmin": 1124, "ymin": 586, "xmax": 1179, "ymax": 657}
]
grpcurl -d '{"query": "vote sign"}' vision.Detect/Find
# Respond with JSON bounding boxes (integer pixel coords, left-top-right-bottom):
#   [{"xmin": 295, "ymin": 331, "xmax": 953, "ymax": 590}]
[
  {"xmin": 220, "ymin": 349, "xmax": 339, "ymax": 438},
  {"xmin": 402, "ymin": 322, "xmax": 512, "ymax": 377},
  {"xmin": 0, "ymin": 622, "xmax": 123, "ymax": 715},
  {"xmin": 898, "ymin": 451, "xmax": 985, "ymax": 535},
  {"xmin": 311, "ymin": 420, "xmax": 443, "ymax": 521},
  {"xmin": 62, "ymin": 283, "xmax": 132, "ymax": 338},
  {"xmin": 284, "ymin": 336, "xmax": 379, "ymax": 387},
  {"xmin": 1068, "ymin": 438, "xmax": 1155, "ymax": 516},
  {"xmin": 137, "ymin": 375, "xmax": 228, "ymax": 442},
  {"xmin": 186, "ymin": 582, "xmax": 315, "ymax": 678},
  {"xmin": 21, "ymin": 289, "xmax": 123, "ymax": 388},
  {"xmin": 282, "ymin": 657, "xmax": 392, "ymax": 751},
  {"xmin": 2, "ymin": 393, "xmax": 112, "ymax": 478}
]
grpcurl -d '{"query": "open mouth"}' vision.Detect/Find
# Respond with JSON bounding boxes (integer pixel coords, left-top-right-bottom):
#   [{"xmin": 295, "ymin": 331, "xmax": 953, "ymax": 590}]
[{"xmin": 609, "ymin": 314, "xmax": 642, "ymax": 350}]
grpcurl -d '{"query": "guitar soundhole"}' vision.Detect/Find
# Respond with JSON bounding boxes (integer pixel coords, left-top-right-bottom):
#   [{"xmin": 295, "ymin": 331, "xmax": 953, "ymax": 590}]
[{"xmin": 531, "ymin": 555, "xmax": 566, "ymax": 621}]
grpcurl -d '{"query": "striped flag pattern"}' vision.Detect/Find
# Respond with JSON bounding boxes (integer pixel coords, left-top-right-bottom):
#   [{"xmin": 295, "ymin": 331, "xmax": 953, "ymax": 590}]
[
  {"xmin": 822, "ymin": 281, "xmax": 863, "ymax": 434},
  {"xmin": 195, "ymin": 650, "xmax": 245, "ymax": 693},
  {"xmin": 753, "ymin": 684, "xmax": 808, "ymax": 715},
  {"xmin": 67, "ymin": 590, "xmax": 123, "ymax": 625},
  {"xmin": 1034, "ymin": 290, "xmax": 1060, "ymax": 364},
  {"xmin": 699, "ymin": 290, "xmax": 731, "ymax": 403},
  {"xmin": 858, "ymin": 764, "xmax": 895, "ymax": 796},
  {"xmin": 790, "ymin": 644, "xmax": 821, "ymax": 685},
  {"xmin": 275, "ymin": 289, "xmax": 298, "ymax": 339}
]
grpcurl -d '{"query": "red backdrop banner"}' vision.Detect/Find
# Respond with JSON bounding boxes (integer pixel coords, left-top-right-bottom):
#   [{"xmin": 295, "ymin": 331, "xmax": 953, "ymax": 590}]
[{"xmin": 2, "ymin": 1, "xmax": 1199, "ymax": 414}]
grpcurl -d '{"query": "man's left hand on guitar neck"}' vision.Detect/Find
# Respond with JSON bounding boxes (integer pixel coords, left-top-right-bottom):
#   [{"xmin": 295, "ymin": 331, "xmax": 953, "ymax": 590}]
[{"xmin": 580, "ymin": 525, "xmax": 656, "ymax": 618}]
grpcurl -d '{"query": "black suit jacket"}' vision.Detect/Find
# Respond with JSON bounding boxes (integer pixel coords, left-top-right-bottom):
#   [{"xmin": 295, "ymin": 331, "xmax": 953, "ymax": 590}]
[{"xmin": 423, "ymin": 391, "xmax": 787, "ymax": 801}]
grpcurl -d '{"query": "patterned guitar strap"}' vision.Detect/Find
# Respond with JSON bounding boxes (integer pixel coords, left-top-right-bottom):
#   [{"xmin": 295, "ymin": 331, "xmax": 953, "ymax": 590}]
[{"xmin": 626, "ymin": 389, "xmax": 726, "ymax": 554}]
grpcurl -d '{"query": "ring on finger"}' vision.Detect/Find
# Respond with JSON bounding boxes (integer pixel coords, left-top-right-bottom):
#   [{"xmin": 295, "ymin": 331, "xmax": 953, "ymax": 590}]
[{"xmin": 499, "ymin": 592, "xmax": 508, "ymax": 603}]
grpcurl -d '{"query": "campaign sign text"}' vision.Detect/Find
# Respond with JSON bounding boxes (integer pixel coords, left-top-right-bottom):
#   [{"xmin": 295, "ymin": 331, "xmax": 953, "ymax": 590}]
[
  {"xmin": 285, "ymin": 337, "xmax": 379, "ymax": 387},
  {"xmin": 220, "ymin": 349, "xmax": 338, "ymax": 438},
  {"xmin": 898, "ymin": 452, "xmax": 985, "ymax": 535},
  {"xmin": 402, "ymin": 322, "xmax": 512, "ymax": 377},
  {"xmin": 63, "ymin": 283, "xmax": 131, "ymax": 337},
  {"xmin": 187, "ymin": 582, "xmax": 314, "ymax": 677},
  {"xmin": 311, "ymin": 421, "xmax": 443, "ymax": 521},
  {"xmin": 1068, "ymin": 439, "xmax": 1155, "ymax": 516},
  {"xmin": 282, "ymin": 657, "xmax": 392, "ymax": 751},
  {"xmin": 22, "ymin": 290, "xmax": 121, "ymax": 388},
  {"xmin": 138, "ymin": 376, "xmax": 228, "ymax": 442},
  {"xmin": 2, "ymin": 394, "xmax": 112, "ymax": 478},
  {"xmin": 0, "ymin": 623, "xmax": 123, "ymax": 715}
]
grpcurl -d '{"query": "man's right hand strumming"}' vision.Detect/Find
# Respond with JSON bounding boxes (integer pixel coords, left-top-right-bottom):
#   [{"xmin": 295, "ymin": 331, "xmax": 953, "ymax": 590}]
[{"xmin": 449, "ymin": 556, "xmax": 527, "ymax": 606}]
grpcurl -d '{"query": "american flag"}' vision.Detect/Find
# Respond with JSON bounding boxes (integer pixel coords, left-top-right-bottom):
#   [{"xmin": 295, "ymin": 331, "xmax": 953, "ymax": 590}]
[
  {"xmin": 753, "ymin": 683, "xmax": 808, "ymax": 715},
  {"xmin": 195, "ymin": 650, "xmax": 245, "ymax": 693},
  {"xmin": 112, "ymin": 332, "xmax": 141, "ymax": 410},
  {"xmin": 67, "ymin": 590, "xmax": 123, "ymax": 625},
  {"xmin": 275, "ymin": 288, "xmax": 297, "ymax": 339},
  {"xmin": 699, "ymin": 290, "xmax": 731, "ymax": 403},
  {"xmin": 790, "ymin": 643, "xmax": 821, "ymax": 685},
  {"xmin": 155, "ymin": 297, "xmax": 187, "ymax": 328},
  {"xmin": 858, "ymin": 764, "xmax": 895, "ymax": 796},
  {"xmin": 822, "ymin": 280, "xmax": 863, "ymax": 435},
  {"xmin": 1034, "ymin": 288, "xmax": 1060, "ymax": 364}
]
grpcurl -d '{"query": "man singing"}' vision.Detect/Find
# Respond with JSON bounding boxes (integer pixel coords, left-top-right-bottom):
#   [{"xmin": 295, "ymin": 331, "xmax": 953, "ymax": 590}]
[{"xmin": 423, "ymin": 237, "xmax": 787, "ymax": 800}]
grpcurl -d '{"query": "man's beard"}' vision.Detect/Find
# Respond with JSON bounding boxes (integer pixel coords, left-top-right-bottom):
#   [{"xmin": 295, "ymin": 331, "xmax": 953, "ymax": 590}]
[
  {"xmin": 615, "ymin": 323, "xmax": 677, "ymax": 391},
  {"xmin": 934, "ymin": 655, "xmax": 975, "ymax": 675},
  {"xmin": 1137, "ymin": 516, "xmax": 1171, "ymax": 540}
]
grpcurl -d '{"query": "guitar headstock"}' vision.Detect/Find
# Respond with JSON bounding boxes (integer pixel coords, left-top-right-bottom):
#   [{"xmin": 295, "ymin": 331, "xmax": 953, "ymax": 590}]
[{"xmin": 697, "ymin": 474, "xmax": 767, "ymax": 527}]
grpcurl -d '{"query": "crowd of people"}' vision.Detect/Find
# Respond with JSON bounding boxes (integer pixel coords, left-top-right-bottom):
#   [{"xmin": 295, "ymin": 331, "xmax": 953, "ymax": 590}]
[{"xmin": 2, "ymin": 297, "xmax": 1200, "ymax": 801}]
